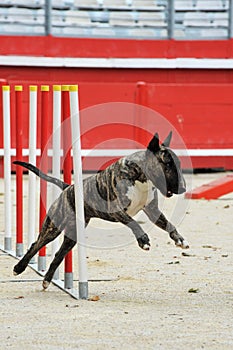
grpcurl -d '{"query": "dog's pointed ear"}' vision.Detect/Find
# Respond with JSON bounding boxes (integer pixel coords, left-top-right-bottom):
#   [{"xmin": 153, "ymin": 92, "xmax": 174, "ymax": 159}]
[
  {"xmin": 147, "ymin": 133, "xmax": 160, "ymax": 153},
  {"xmin": 162, "ymin": 131, "xmax": 172, "ymax": 147}
]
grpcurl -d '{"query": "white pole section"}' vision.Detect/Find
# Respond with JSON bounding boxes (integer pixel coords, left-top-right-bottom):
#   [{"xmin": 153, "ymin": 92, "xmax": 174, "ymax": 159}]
[
  {"xmin": 2, "ymin": 85, "xmax": 12, "ymax": 251},
  {"xmin": 69, "ymin": 85, "xmax": 88, "ymax": 299},
  {"xmin": 28, "ymin": 86, "xmax": 38, "ymax": 254},
  {"xmin": 51, "ymin": 85, "xmax": 62, "ymax": 279}
]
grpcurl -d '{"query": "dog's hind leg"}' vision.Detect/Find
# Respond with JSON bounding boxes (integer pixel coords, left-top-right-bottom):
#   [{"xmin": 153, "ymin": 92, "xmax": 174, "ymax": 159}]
[
  {"xmin": 42, "ymin": 214, "xmax": 90, "ymax": 289},
  {"xmin": 42, "ymin": 234, "xmax": 76, "ymax": 289},
  {"xmin": 13, "ymin": 216, "xmax": 62, "ymax": 276},
  {"xmin": 144, "ymin": 199, "xmax": 189, "ymax": 249}
]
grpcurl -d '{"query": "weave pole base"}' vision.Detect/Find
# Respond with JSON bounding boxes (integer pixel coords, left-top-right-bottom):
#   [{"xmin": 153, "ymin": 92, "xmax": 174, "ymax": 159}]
[
  {"xmin": 185, "ymin": 175, "xmax": 233, "ymax": 199},
  {"xmin": 38, "ymin": 255, "xmax": 46, "ymax": 272},
  {"xmin": 0, "ymin": 246, "xmax": 79, "ymax": 299},
  {"xmin": 16, "ymin": 243, "xmax": 24, "ymax": 257},
  {"xmin": 64, "ymin": 272, "xmax": 73, "ymax": 290},
  {"xmin": 4, "ymin": 237, "xmax": 12, "ymax": 251},
  {"xmin": 79, "ymin": 281, "xmax": 88, "ymax": 300}
]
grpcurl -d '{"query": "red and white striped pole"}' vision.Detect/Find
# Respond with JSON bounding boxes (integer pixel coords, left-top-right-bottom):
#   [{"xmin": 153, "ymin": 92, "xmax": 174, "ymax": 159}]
[
  {"xmin": 135, "ymin": 81, "xmax": 148, "ymax": 147},
  {"xmin": 2, "ymin": 85, "xmax": 12, "ymax": 251},
  {"xmin": 51, "ymin": 85, "xmax": 62, "ymax": 280},
  {"xmin": 15, "ymin": 85, "xmax": 24, "ymax": 257},
  {"xmin": 38, "ymin": 85, "xmax": 50, "ymax": 271},
  {"xmin": 69, "ymin": 85, "xmax": 88, "ymax": 299},
  {"xmin": 62, "ymin": 85, "xmax": 73, "ymax": 289},
  {"xmin": 28, "ymin": 86, "xmax": 38, "ymax": 260}
]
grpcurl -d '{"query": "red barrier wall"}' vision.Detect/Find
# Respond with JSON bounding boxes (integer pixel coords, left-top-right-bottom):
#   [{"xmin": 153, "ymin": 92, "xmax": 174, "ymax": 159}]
[
  {"xmin": 1, "ymin": 79, "xmax": 233, "ymax": 172},
  {"xmin": 1, "ymin": 36, "xmax": 233, "ymax": 58},
  {"xmin": 1, "ymin": 36, "xmax": 233, "ymax": 171}
]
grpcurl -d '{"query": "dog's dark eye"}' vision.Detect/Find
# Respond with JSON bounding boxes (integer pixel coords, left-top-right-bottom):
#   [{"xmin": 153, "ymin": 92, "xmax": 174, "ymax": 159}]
[
  {"xmin": 166, "ymin": 162, "xmax": 171, "ymax": 167},
  {"xmin": 164, "ymin": 157, "xmax": 172, "ymax": 166}
]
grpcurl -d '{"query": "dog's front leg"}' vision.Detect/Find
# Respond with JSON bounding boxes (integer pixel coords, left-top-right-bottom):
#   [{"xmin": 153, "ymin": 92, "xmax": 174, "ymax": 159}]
[
  {"xmin": 143, "ymin": 199, "xmax": 189, "ymax": 249},
  {"xmin": 115, "ymin": 212, "xmax": 150, "ymax": 250}
]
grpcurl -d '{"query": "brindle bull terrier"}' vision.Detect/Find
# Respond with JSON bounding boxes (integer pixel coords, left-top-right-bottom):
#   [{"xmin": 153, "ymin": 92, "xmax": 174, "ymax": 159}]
[{"xmin": 13, "ymin": 131, "xmax": 189, "ymax": 289}]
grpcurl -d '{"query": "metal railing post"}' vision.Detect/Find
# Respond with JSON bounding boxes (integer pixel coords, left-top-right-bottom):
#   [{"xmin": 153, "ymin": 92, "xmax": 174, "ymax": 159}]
[
  {"xmin": 168, "ymin": 0, "xmax": 175, "ymax": 39},
  {"xmin": 45, "ymin": 0, "xmax": 52, "ymax": 35},
  {"xmin": 229, "ymin": 0, "xmax": 233, "ymax": 38}
]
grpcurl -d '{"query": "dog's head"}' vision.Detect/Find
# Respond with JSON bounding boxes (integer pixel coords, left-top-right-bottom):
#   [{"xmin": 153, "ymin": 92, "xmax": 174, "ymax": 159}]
[{"xmin": 145, "ymin": 131, "xmax": 186, "ymax": 197}]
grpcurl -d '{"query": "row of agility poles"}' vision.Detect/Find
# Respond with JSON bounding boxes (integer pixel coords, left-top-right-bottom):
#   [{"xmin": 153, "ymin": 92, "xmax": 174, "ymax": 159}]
[{"xmin": 1, "ymin": 84, "xmax": 88, "ymax": 299}]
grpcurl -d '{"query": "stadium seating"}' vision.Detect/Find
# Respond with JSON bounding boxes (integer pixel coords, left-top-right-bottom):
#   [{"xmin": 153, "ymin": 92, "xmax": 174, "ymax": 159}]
[
  {"xmin": 109, "ymin": 11, "xmax": 136, "ymax": 26},
  {"xmin": 103, "ymin": 0, "xmax": 130, "ymax": 9},
  {"xmin": 0, "ymin": 0, "xmax": 230, "ymax": 39},
  {"xmin": 66, "ymin": 10, "xmax": 91, "ymax": 26},
  {"xmin": 137, "ymin": 11, "xmax": 166, "ymax": 27},
  {"xmin": 196, "ymin": 0, "xmax": 228, "ymax": 10},
  {"xmin": 130, "ymin": 0, "xmax": 163, "ymax": 10}
]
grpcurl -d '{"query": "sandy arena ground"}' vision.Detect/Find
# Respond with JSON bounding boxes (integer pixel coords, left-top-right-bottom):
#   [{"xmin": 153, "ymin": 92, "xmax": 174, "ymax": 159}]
[{"xmin": 0, "ymin": 172, "xmax": 233, "ymax": 350}]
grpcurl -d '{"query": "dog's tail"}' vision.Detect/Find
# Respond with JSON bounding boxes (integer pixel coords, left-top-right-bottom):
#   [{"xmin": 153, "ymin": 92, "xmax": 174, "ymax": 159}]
[{"xmin": 13, "ymin": 161, "xmax": 69, "ymax": 190}]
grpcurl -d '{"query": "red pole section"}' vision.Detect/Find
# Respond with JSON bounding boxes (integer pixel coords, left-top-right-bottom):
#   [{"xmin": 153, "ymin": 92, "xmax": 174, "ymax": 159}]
[
  {"xmin": 62, "ymin": 85, "xmax": 73, "ymax": 288},
  {"xmin": 135, "ymin": 81, "xmax": 148, "ymax": 147},
  {"xmin": 62, "ymin": 85, "xmax": 72, "ymax": 185},
  {"xmin": 38, "ymin": 85, "xmax": 50, "ymax": 271},
  {"xmin": 0, "ymin": 79, "xmax": 7, "ymax": 178},
  {"xmin": 2, "ymin": 85, "xmax": 12, "ymax": 251},
  {"xmin": 15, "ymin": 86, "xmax": 24, "ymax": 257},
  {"xmin": 135, "ymin": 81, "xmax": 148, "ymax": 107}
]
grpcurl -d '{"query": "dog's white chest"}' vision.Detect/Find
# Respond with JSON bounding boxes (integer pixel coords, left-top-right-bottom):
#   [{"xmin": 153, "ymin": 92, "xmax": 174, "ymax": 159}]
[{"xmin": 126, "ymin": 180, "xmax": 155, "ymax": 217}]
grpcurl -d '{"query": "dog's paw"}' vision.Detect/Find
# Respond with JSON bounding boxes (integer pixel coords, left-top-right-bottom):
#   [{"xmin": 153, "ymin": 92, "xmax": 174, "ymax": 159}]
[
  {"xmin": 42, "ymin": 280, "xmax": 50, "ymax": 290},
  {"xmin": 176, "ymin": 239, "xmax": 189, "ymax": 249},
  {"xmin": 142, "ymin": 244, "xmax": 150, "ymax": 251},
  {"xmin": 13, "ymin": 263, "xmax": 24, "ymax": 276},
  {"xmin": 137, "ymin": 234, "xmax": 150, "ymax": 251},
  {"xmin": 170, "ymin": 231, "xmax": 189, "ymax": 249}
]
